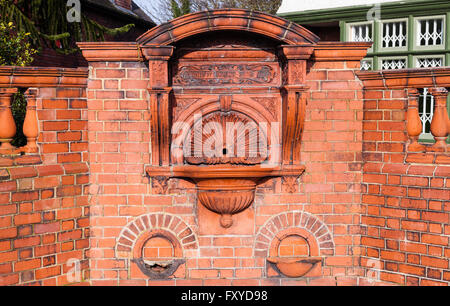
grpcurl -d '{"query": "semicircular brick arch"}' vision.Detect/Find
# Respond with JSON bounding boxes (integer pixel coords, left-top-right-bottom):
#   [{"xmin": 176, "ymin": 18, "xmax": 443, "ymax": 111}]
[
  {"xmin": 137, "ymin": 9, "xmax": 320, "ymax": 46},
  {"xmin": 116, "ymin": 213, "xmax": 198, "ymax": 259},
  {"xmin": 254, "ymin": 211, "xmax": 335, "ymax": 257}
]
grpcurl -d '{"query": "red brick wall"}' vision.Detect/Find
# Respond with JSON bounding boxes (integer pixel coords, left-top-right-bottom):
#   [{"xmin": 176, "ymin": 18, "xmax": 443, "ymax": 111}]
[
  {"xmin": 361, "ymin": 88, "xmax": 450, "ymax": 285},
  {"xmin": 86, "ymin": 61, "xmax": 155, "ymax": 285},
  {"xmin": 302, "ymin": 60, "xmax": 365, "ymax": 285},
  {"xmin": 83, "ymin": 56, "xmax": 372, "ymax": 285},
  {"xmin": 1, "ymin": 53, "xmax": 449, "ymax": 286},
  {"xmin": 0, "ymin": 86, "xmax": 90, "ymax": 285}
]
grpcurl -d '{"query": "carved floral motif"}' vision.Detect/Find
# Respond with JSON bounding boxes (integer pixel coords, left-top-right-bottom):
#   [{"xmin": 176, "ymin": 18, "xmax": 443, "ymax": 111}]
[
  {"xmin": 251, "ymin": 97, "xmax": 277, "ymax": 115},
  {"xmin": 151, "ymin": 176, "xmax": 169, "ymax": 194},
  {"xmin": 282, "ymin": 176, "xmax": 299, "ymax": 193}
]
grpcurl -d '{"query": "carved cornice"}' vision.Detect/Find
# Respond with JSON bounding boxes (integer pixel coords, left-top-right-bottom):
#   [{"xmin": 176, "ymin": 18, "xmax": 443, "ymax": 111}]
[
  {"xmin": 357, "ymin": 67, "xmax": 450, "ymax": 89},
  {"xmin": 77, "ymin": 42, "xmax": 143, "ymax": 62},
  {"xmin": 313, "ymin": 42, "xmax": 372, "ymax": 62},
  {"xmin": 0, "ymin": 67, "xmax": 88, "ymax": 88},
  {"xmin": 279, "ymin": 44, "xmax": 314, "ymax": 60},
  {"xmin": 140, "ymin": 45, "xmax": 175, "ymax": 61}
]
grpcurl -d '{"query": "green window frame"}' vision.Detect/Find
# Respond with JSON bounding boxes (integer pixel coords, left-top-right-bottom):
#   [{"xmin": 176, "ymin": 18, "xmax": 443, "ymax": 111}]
[
  {"xmin": 378, "ymin": 18, "xmax": 409, "ymax": 52},
  {"xmin": 413, "ymin": 15, "xmax": 446, "ymax": 51}
]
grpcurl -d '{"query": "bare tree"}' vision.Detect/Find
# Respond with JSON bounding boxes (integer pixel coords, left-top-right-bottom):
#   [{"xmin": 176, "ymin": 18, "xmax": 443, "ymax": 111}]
[
  {"xmin": 192, "ymin": 0, "xmax": 282, "ymax": 15},
  {"xmin": 137, "ymin": 0, "xmax": 282, "ymax": 24}
]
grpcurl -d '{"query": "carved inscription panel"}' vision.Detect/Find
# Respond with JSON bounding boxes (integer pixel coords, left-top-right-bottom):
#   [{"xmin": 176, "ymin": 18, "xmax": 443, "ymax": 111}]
[{"xmin": 173, "ymin": 63, "xmax": 279, "ymax": 86}]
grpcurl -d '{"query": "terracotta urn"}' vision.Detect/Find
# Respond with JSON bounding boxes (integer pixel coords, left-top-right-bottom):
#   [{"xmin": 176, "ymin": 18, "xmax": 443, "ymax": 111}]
[
  {"xmin": 146, "ymin": 164, "xmax": 306, "ymax": 228},
  {"xmin": 196, "ymin": 178, "xmax": 257, "ymax": 228},
  {"xmin": 172, "ymin": 166, "xmax": 283, "ymax": 228},
  {"xmin": 267, "ymin": 257, "xmax": 321, "ymax": 278}
]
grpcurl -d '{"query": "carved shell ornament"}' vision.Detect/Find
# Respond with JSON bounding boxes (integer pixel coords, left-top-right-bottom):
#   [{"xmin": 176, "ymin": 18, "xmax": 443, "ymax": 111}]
[{"xmin": 184, "ymin": 111, "xmax": 268, "ymax": 165}]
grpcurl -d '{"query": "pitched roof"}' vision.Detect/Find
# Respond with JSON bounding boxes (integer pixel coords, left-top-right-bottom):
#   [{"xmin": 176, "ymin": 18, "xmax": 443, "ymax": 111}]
[{"xmin": 82, "ymin": 0, "xmax": 156, "ymax": 27}]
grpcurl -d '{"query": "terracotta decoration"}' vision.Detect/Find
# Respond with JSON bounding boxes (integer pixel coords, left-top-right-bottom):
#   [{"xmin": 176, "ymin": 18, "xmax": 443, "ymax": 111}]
[
  {"xmin": 406, "ymin": 88, "xmax": 425, "ymax": 152},
  {"xmin": 22, "ymin": 88, "xmax": 39, "ymax": 153},
  {"xmin": 429, "ymin": 87, "xmax": 449, "ymax": 151},
  {"xmin": 142, "ymin": 10, "xmax": 319, "ymax": 227},
  {"xmin": 266, "ymin": 227, "xmax": 322, "ymax": 278},
  {"xmin": 0, "ymin": 88, "xmax": 18, "ymax": 154},
  {"xmin": 267, "ymin": 257, "xmax": 321, "ymax": 278},
  {"xmin": 131, "ymin": 229, "xmax": 185, "ymax": 279}
]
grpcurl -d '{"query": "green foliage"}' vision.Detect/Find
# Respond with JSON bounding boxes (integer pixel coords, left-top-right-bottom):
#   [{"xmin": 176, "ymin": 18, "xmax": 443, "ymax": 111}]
[
  {"xmin": 0, "ymin": 0, "xmax": 135, "ymax": 55},
  {"xmin": 170, "ymin": 0, "xmax": 191, "ymax": 18},
  {"xmin": 0, "ymin": 21, "xmax": 37, "ymax": 67}
]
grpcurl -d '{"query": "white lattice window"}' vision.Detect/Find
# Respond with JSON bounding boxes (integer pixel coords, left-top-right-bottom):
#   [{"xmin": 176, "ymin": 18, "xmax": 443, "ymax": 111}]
[
  {"xmin": 418, "ymin": 88, "xmax": 435, "ymax": 138},
  {"xmin": 381, "ymin": 19, "xmax": 407, "ymax": 49},
  {"xmin": 380, "ymin": 58, "xmax": 407, "ymax": 70},
  {"xmin": 360, "ymin": 59, "xmax": 373, "ymax": 71},
  {"xmin": 349, "ymin": 23, "xmax": 373, "ymax": 42},
  {"xmin": 416, "ymin": 16, "xmax": 445, "ymax": 47},
  {"xmin": 415, "ymin": 56, "xmax": 444, "ymax": 68}
]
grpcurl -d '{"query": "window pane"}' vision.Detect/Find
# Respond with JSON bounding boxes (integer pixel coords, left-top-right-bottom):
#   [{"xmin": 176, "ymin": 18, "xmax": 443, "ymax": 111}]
[
  {"xmin": 381, "ymin": 59, "xmax": 407, "ymax": 70},
  {"xmin": 382, "ymin": 21, "xmax": 407, "ymax": 48},
  {"xmin": 418, "ymin": 18, "xmax": 444, "ymax": 46}
]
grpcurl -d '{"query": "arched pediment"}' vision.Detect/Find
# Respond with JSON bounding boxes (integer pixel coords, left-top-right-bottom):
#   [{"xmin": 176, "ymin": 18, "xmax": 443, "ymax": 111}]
[{"xmin": 137, "ymin": 9, "xmax": 320, "ymax": 46}]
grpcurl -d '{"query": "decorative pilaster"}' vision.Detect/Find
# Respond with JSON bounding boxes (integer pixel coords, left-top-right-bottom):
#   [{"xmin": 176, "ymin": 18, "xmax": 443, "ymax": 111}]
[
  {"xmin": 141, "ymin": 45, "xmax": 175, "ymax": 166},
  {"xmin": 279, "ymin": 45, "xmax": 313, "ymax": 166},
  {"xmin": 406, "ymin": 88, "xmax": 425, "ymax": 152},
  {"xmin": 0, "ymin": 88, "xmax": 18, "ymax": 154},
  {"xmin": 148, "ymin": 87, "xmax": 172, "ymax": 166},
  {"xmin": 22, "ymin": 88, "xmax": 39, "ymax": 153},
  {"xmin": 429, "ymin": 87, "xmax": 449, "ymax": 151}
]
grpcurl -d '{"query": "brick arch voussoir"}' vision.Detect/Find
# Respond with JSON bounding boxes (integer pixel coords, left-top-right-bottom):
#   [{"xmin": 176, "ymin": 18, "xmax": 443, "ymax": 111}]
[
  {"xmin": 116, "ymin": 213, "xmax": 198, "ymax": 259},
  {"xmin": 137, "ymin": 9, "xmax": 320, "ymax": 47},
  {"xmin": 254, "ymin": 211, "xmax": 334, "ymax": 257}
]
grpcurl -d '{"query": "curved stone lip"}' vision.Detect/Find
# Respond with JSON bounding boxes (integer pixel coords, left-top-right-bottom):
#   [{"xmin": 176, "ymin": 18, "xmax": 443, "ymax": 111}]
[
  {"xmin": 132, "ymin": 258, "xmax": 185, "ymax": 279},
  {"xmin": 267, "ymin": 256, "xmax": 322, "ymax": 278},
  {"xmin": 267, "ymin": 256, "xmax": 322, "ymax": 265},
  {"xmin": 146, "ymin": 164, "xmax": 305, "ymax": 228},
  {"xmin": 146, "ymin": 164, "xmax": 306, "ymax": 179}
]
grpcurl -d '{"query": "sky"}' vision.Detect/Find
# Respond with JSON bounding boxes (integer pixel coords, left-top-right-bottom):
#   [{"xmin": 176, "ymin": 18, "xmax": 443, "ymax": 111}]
[{"xmin": 133, "ymin": 0, "xmax": 164, "ymax": 24}]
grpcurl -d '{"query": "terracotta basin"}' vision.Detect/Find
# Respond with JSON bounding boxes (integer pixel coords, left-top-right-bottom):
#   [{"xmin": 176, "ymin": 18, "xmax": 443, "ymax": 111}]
[
  {"xmin": 145, "ymin": 165, "xmax": 306, "ymax": 228},
  {"xmin": 133, "ymin": 258, "xmax": 185, "ymax": 279},
  {"xmin": 267, "ymin": 257, "xmax": 321, "ymax": 278},
  {"xmin": 196, "ymin": 178, "xmax": 257, "ymax": 228}
]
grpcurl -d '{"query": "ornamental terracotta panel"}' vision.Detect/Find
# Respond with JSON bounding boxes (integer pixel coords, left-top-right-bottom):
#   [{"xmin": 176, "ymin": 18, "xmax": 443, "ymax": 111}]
[{"xmin": 141, "ymin": 10, "xmax": 317, "ymax": 228}]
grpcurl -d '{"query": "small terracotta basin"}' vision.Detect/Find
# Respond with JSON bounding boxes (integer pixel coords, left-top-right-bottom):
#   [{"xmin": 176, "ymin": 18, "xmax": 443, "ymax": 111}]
[
  {"xmin": 267, "ymin": 257, "xmax": 321, "ymax": 278},
  {"xmin": 196, "ymin": 178, "xmax": 257, "ymax": 228},
  {"xmin": 145, "ymin": 165, "xmax": 306, "ymax": 228},
  {"xmin": 133, "ymin": 258, "xmax": 185, "ymax": 279},
  {"xmin": 177, "ymin": 166, "xmax": 279, "ymax": 228}
]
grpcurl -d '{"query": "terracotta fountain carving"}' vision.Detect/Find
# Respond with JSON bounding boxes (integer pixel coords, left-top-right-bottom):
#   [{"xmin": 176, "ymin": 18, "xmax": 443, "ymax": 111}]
[
  {"xmin": 142, "ymin": 10, "xmax": 319, "ymax": 227},
  {"xmin": 267, "ymin": 229, "xmax": 322, "ymax": 278}
]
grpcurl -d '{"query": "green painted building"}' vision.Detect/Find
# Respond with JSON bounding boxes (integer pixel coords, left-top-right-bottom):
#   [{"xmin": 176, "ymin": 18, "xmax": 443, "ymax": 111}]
[
  {"xmin": 278, "ymin": 0, "xmax": 450, "ymax": 70},
  {"xmin": 278, "ymin": 0, "xmax": 450, "ymax": 141}
]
